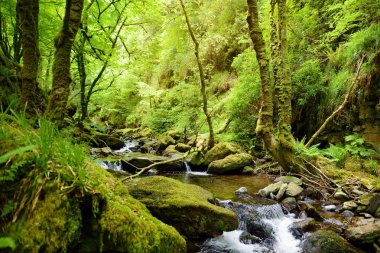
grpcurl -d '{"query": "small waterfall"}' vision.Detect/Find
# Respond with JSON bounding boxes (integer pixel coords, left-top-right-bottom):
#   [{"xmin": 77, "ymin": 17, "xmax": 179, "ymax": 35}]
[
  {"xmin": 97, "ymin": 160, "xmax": 123, "ymax": 171},
  {"xmin": 200, "ymin": 202, "xmax": 302, "ymax": 253},
  {"xmin": 184, "ymin": 161, "xmax": 210, "ymax": 176},
  {"xmin": 115, "ymin": 139, "xmax": 139, "ymax": 153},
  {"xmin": 185, "ymin": 161, "xmax": 192, "ymax": 173}
]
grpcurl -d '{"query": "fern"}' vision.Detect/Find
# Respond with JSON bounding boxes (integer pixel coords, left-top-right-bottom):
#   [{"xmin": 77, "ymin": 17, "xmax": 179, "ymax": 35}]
[{"xmin": 323, "ymin": 144, "xmax": 347, "ymax": 167}]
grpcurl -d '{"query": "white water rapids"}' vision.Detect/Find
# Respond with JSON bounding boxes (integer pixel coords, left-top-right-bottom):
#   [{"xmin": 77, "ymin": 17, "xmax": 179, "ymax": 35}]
[{"xmin": 200, "ymin": 203, "xmax": 302, "ymax": 253}]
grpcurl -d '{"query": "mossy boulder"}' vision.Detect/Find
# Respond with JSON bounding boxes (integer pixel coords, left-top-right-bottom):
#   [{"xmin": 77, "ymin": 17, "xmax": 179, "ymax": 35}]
[
  {"xmin": 115, "ymin": 127, "xmax": 153, "ymax": 139},
  {"xmin": 207, "ymin": 153, "xmax": 253, "ymax": 175},
  {"xmin": 204, "ymin": 142, "xmax": 242, "ymax": 165},
  {"xmin": 90, "ymin": 147, "xmax": 114, "ymax": 157},
  {"xmin": 126, "ymin": 176, "xmax": 238, "ymax": 240},
  {"xmin": 259, "ymin": 181, "xmax": 283, "ymax": 198},
  {"xmin": 359, "ymin": 193, "xmax": 380, "ymax": 215},
  {"xmin": 155, "ymin": 135, "xmax": 176, "ymax": 153},
  {"xmin": 186, "ymin": 151, "xmax": 206, "ymax": 167},
  {"xmin": 303, "ymin": 230, "xmax": 362, "ymax": 253},
  {"xmin": 92, "ymin": 132, "xmax": 125, "ymax": 150},
  {"xmin": 9, "ymin": 189, "xmax": 82, "ymax": 253},
  {"xmin": 163, "ymin": 145, "xmax": 183, "ymax": 158},
  {"xmin": 175, "ymin": 143, "xmax": 192, "ymax": 152},
  {"xmin": 274, "ymin": 176, "xmax": 303, "ymax": 186},
  {"xmin": 345, "ymin": 218, "xmax": 380, "ymax": 244},
  {"xmin": 285, "ymin": 182, "xmax": 304, "ymax": 197},
  {"xmin": 121, "ymin": 153, "xmax": 184, "ymax": 173},
  {"xmin": 9, "ymin": 163, "xmax": 186, "ymax": 253}
]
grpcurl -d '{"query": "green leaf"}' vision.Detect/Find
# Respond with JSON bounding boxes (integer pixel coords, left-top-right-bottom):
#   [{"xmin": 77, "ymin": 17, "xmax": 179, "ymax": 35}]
[
  {"xmin": 0, "ymin": 145, "xmax": 36, "ymax": 164},
  {"xmin": 0, "ymin": 237, "xmax": 16, "ymax": 250}
]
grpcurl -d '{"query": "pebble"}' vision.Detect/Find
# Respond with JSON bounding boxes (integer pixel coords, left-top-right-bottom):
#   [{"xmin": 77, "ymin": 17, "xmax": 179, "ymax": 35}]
[{"xmin": 323, "ymin": 205, "xmax": 337, "ymax": 212}]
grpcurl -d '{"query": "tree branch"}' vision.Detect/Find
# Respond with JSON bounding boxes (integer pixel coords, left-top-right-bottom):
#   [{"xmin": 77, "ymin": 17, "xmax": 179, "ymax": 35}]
[{"xmin": 305, "ymin": 55, "xmax": 365, "ymax": 147}]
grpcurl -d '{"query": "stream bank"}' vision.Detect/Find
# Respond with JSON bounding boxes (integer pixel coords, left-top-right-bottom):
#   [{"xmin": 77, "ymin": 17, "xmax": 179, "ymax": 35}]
[{"xmin": 92, "ymin": 132, "xmax": 380, "ymax": 253}]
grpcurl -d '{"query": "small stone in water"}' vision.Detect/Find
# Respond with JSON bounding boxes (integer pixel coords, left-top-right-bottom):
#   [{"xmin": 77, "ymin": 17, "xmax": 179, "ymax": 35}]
[
  {"xmin": 323, "ymin": 205, "xmax": 337, "ymax": 212},
  {"xmin": 360, "ymin": 213, "xmax": 373, "ymax": 218},
  {"xmin": 334, "ymin": 190, "xmax": 350, "ymax": 201},
  {"xmin": 235, "ymin": 187, "xmax": 248, "ymax": 195},
  {"xmin": 341, "ymin": 210, "xmax": 354, "ymax": 218},
  {"xmin": 343, "ymin": 201, "xmax": 358, "ymax": 210}
]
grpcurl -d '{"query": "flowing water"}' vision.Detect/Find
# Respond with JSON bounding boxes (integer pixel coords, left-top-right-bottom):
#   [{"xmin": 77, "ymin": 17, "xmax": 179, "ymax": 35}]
[
  {"xmin": 96, "ymin": 160, "xmax": 123, "ymax": 171},
  {"xmin": 199, "ymin": 202, "xmax": 302, "ymax": 253},
  {"xmin": 94, "ymin": 140, "xmax": 304, "ymax": 253},
  {"xmin": 172, "ymin": 163, "xmax": 302, "ymax": 253}
]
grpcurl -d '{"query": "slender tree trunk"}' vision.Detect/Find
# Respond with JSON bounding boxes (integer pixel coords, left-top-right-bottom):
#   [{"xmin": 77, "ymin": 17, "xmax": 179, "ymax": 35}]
[
  {"xmin": 47, "ymin": 0, "xmax": 84, "ymax": 123},
  {"xmin": 179, "ymin": 0, "xmax": 215, "ymax": 149},
  {"xmin": 270, "ymin": 0, "xmax": 280, "ymax": 120},
  {"xmin": 75, "ymin": 31, "xmax": 87, "ymax": 121},
  {"xmin": 17, "ymin": 0, "xmax": 44, "ymax": 115},
  {"xmin": 246, "ymin": 0, "xmax": 275, "ymax": 152}
]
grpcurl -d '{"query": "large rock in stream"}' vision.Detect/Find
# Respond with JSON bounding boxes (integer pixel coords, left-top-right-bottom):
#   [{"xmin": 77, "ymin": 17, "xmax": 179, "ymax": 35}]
[
  {"xmin": 126, "ymin": 176, "xmax": 238, "ymax": 239},
  {"xmin": 121, "ymin": 153, "xmax": 184, "ymax": 173},
  {"xmin": 203, "ymin": 142, "xmax": 242, "ymax": 165},
  {"xmin": 91, "ymin": 132, "xmax": 125, "ymax": 150},
  {"xmin": 345, "ymin": 218, "xmax": 380, "ymax": 244},
  {"xmin": 303, "ymin": 230, "xmax": 363, "ymax": 253},
  {"xmin": 207, "ymin": 153, "xmax": 253, "ymax": 175}
]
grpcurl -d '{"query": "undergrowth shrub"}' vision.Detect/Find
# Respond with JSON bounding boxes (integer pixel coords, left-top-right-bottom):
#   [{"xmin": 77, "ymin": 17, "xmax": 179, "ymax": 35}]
[{"xmin": 0, "ymin": 111, "xmax": 90, "ymax": 225}]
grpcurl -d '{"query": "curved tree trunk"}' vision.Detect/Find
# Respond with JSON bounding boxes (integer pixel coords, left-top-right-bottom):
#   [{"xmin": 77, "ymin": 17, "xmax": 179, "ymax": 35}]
[
  {"xmin": 47, "ymin": 0, "xmax": 84, "ymax": 124},
  {"xmin": 179, "ymin": 0, "xmax": 215, "ymax": 149},
  {"xmin": 17, "ymin": 0, "xmax": 44, "ymax": 115}
]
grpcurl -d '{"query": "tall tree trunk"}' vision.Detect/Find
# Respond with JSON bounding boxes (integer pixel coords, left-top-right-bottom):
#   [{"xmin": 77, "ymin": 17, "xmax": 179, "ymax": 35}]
[
  {"xmin": 179, "ymin": 0, "xmax": 215, "ymax": 149},
  {"xmin": 276, "ymin": 0, "xmax": 296, "ymax": 167},
  {"xmin": 247, "ymin": 0, "xmax": 298, "ymax": 171},
  {"xmin": 17, "ymin": 0, "xmax": 44, "ymax": 115},
  {"xmin": 47, "ymin": 0, "xmax": 84, "ymax": 123},
  {"xmin": 246, "ymin": 0, "xmax": 275, "ymax": 152}
]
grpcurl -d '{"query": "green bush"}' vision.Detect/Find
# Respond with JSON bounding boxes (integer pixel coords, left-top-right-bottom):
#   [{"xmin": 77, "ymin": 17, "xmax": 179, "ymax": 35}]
[{"xmin": 292, "ymin": 60, "xmax": 325, "ymax": 106}]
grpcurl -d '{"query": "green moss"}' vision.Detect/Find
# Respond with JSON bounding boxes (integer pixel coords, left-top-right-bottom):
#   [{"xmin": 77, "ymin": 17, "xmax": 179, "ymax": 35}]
[
  {"xmin": 303, "ymin": 230, "xmax": 362, "ymax": 253},
  {"xmin": 126, "ymin": 176, "xmax": 238, "ymax": 239},
  {"xmin": 204, "ymin": 142, "xmax": 242, "ymax": 165},
  {"xmin": 86, "ymin": 163, "xmax": 186, "ymax": 253},
  {"xmin": 10, "ymin": 189, "xmax": 82, "ymax": 253}
]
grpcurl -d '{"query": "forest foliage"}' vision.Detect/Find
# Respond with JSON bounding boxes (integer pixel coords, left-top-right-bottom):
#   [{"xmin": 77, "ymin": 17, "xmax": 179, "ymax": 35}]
[{"xmin": 0, "ymin": 0, "xmax": 380, "ymax": 251}]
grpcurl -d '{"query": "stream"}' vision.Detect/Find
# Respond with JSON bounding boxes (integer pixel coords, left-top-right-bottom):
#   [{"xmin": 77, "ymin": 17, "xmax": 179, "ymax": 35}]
[
  {"xmin": 95, "ymin": 140, "xmax": 305, "ymax": 253},
  {"xmin": 169, "ymin": 167, "xmax": 303, "ymax": 253}
]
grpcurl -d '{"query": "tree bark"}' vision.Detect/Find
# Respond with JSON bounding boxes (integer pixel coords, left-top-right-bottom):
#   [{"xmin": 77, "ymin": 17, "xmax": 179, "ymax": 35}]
[
  {"xmin": 179, "ymin": 0, "xmax": 215, "ymax": 149},
  {"xmin": 276, "ymin": 0, "xmax": 296, "ymax": 165},
  {"xmin": 17, "ymin": 0, "xmax": 44, "ymax": 115},
  {"xmin": 47, "ymin": 0, "xmax": 84, "ymax": 123},
  {"xmin": 247, "ymin": 0, "xmax": 298, "ymax": 171},
  {"xmin": 246, "ymin": 0, "xmax": 275, "ymax": 152}
]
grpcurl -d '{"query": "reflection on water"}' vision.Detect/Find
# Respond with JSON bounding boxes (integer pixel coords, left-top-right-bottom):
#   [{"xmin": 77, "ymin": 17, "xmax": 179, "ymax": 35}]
[{"xmin": 167, "ymin": 174, "xmax": 273, "ymax": 200}]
